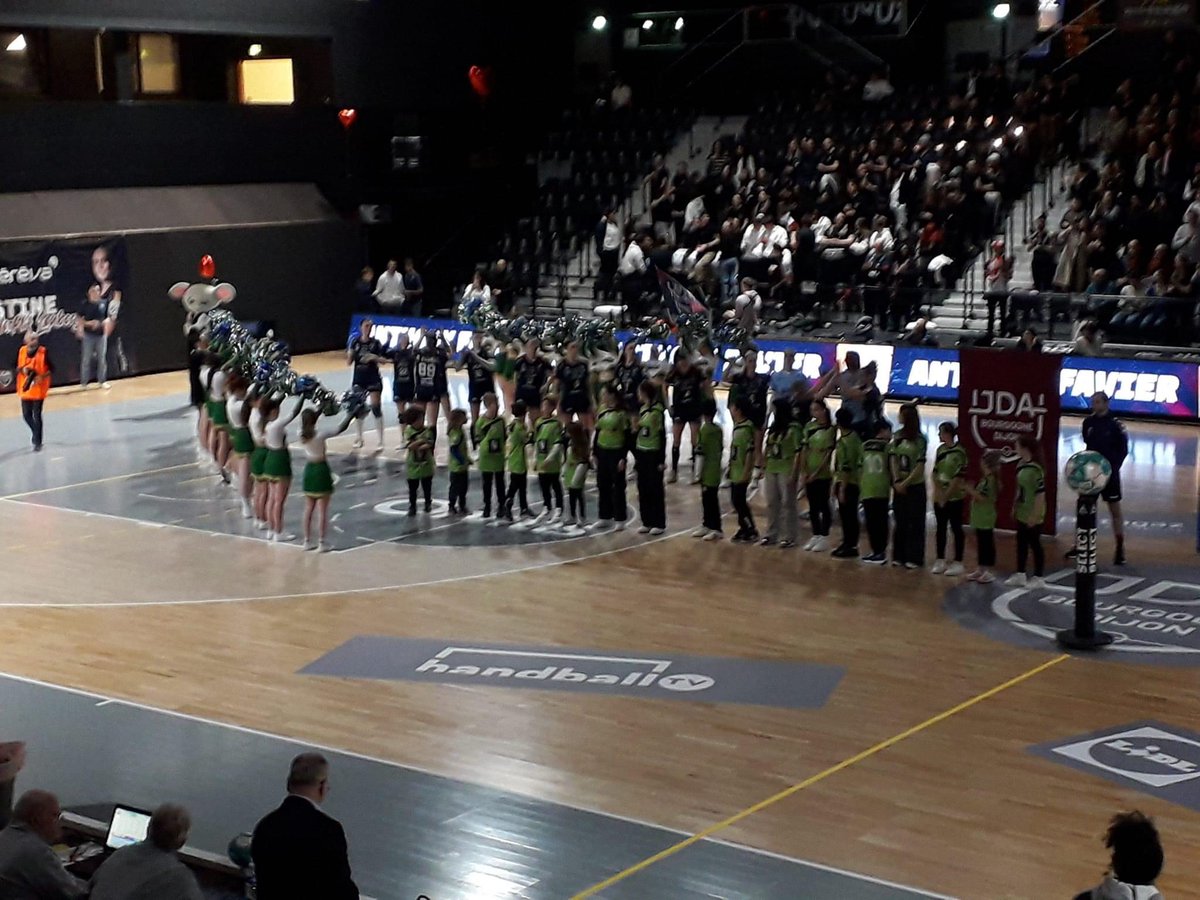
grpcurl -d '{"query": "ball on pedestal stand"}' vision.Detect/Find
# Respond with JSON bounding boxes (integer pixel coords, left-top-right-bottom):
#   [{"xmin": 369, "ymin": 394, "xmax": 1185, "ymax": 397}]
[{"xmin": 1056, "ymin": 450, "xmax": 1115, "ymax": 651}]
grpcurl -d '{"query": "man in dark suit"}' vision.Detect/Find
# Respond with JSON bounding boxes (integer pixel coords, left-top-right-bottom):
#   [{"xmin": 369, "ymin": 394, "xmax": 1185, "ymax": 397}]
[{"xmin": 251, "ymin": 753, "xmax": 358, "ymax": 900}]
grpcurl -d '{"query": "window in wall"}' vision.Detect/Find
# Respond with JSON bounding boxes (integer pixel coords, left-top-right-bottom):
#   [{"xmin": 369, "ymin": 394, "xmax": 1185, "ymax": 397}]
[
  {"xmin": 136, "ymin": 33, "xmax": 179, "ymax": 94},
  {"xmin": 0, "ymin": 30, "xmax": 40, "ymax": 96},
  {"xmin": 238, "ymin": 58, "xmax": 295, "ymax": 105}
]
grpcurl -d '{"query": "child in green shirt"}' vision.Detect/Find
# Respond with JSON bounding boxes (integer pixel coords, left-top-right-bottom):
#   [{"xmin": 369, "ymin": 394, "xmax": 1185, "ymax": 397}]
[
  {"xmin": 634, "ymin": 380, "xmax": 668, "ymax": 534},
  {"xmin": 533, "ymin": 396, "xmax": 564, "ymax": 524},
  {"xmin": 890, "ymin": 402, "xmax": 928, "ymax": 569},
  {"xmin": 728, "ymin": 399, "xmax": 759, "ymax": 543},
  {"xmin": 501, "ymin": 399, "xmax": 532, "ymax": 522},
  {"xmin": 446, "ymin": 407, "xmax": 472, "ymax": 515},
  {"xmin": 931, "ymin": 421, "xmax": 969, "ymax": 576},
  {"xmin": 561, "ymin": 421, "xmax": 591, "ymax": 532},
  {"xmin": 801, "ymin": 400, "xmax": 836, "ymax": 551},
  {"xmin": 831, "ymin": 407, "xmax": 863, "ymax": 558},
  {"xmin": 403, "ymin": 406, "xmax": 435, "ymax": 514},
  {"xmin": 1008, "ymin": 434, "xmax": 1046, "ymax": 587},
  {"xmin": 694, "ymin": 397, "xmax": 724, "ymax": 540},
  {"xmin": 860, "ymin": 419, "xmax": 893, "ymax": 564},
  {"xmin": 966, "ymin": 449, "xmax": 1002, "ymax": 583},
  {"xmin": 591, "ymin": 385, "xmax": 630, "ymax": 531},
  {"xmin": 473, "ymin": 392, "xmax": 506, "ymax": 519},
  {"xmin": 762, "ymin": 398, "xmax": 800, "ymax": 547}
]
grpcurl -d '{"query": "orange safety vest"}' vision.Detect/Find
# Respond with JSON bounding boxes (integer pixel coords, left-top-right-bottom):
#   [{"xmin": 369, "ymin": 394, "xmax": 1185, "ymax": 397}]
[{"xmin": 16, "ymin": 345, "xmax": 50, "ymax": 401}]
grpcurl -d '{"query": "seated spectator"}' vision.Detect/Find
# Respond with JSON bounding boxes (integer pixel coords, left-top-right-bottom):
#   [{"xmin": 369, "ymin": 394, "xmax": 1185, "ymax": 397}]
[
  {"xmin": 731, "ymin": 277, "xmax": 762, "ymax": 331},
  {"xmin": 1171, "ymin": 209, "xmax": 1200, "ymax": 266},
  {"xmin": 252, "ymin": 753, "xmax": 358, "ymax": 900},
  {"xmin": 90, "ymin": 803, "xmax": 202, "ymax": 900},
  {"xmin": 900, "ymin": 318, "xmax": 937, "ymax": 347},
  {"xmin": 1074, "ymin": 319, "xmax": 1106, "ymax": 356},
  {"xmin": 1015, "ymin": 327, "xmax": 1043, "ymax": 352},
  {"xmin": 1073, "ymin": 811, "xmax": 1164, "ymax": 900},
  {"xmin": 0, "ymin": 789, "xmax": 87, "ymax": 899}
]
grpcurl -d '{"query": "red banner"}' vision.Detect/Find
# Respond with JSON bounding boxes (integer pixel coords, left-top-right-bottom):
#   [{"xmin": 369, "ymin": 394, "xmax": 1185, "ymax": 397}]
[{"xmin": 958, "ymin": 348, "xmax": 1062, "ymax": 534}]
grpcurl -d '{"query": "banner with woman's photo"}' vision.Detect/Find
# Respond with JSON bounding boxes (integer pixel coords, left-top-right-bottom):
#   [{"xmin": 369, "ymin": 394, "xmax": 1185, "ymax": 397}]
[{"xmin": 0, "ymin": 237, "xmax": 134, "ymax": 392}]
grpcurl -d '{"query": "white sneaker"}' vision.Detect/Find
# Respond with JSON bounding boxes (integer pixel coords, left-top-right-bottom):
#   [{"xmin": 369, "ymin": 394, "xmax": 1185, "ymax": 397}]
[
  {"xmin": 1005, "ymin": 573, "xmax": 1028, "ymax": 587},
  {"xmin": 254, "ymin": 519, "xmax": 268, "ymax": 531},
  {"xmin": 550, "ymin": 509, "xmax": 563, "ymax": 522},
  {"xmin": 978, "ymin": 570, "xmax": 995, "ymax": 583},
  {"xmin": 649, "ymin": 527, "xmax": 665, "ymax": 535},
  {"xmin": 636, "ymin": 525, "xmax": 651, "ymax": 534},
  {"xmin": 241, "ymin": 500, "xmax": 254, "ymax": 519},
  {"xmin": 945, "ymin": 562, "xmax": 965, "ymax": 577},
  {"xmin": 612, "ymin": 520, "xmax": 626, "ymax": 532},
  {"xmin": 692, "ymin": 527, "xmax": 709, "ymax": 538},
  {"xmin": 560, "ymin": 517, "xmax": 576, "ymax": 528},
  {"xmin": 265, "ymin": 530, "xmax": 276, "ymax": 542},
  {"xmin": 101, "ymin": 381, "xmax": 112, "ymax": 390},
  {"xmin": 812, "ymin": 536, "xmax": 831, "ymax": 552},
  {"xmin": 702, "ymin": 530, "xmax": 723, "ymax": 541},
  {"xmin": 802, "ymin": 536, "xmax": 818, "ymax": 551},
  {"xmin": 930, "ymin": 559, "xmax": 947, "ymax": 575},
  {"xmin": 587, "ymin": 519, "xmax": 612, "ymax": 532},
  {"xmin": 1026, "ymin": 575, "xmax": 1044, "ymax": 589},
  {"xmin": 303, "ymin": 539, "xmax": 318, "ymax": 551},
  {"xmin": 319, "ymin": 540, "xmax": 332, "ymax": 553}
]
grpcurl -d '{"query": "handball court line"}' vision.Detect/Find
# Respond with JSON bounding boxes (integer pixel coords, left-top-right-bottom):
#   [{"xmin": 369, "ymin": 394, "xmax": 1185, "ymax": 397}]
[
  {"xmin": 570, "ymin": 652, "xmax": 1072, "ymax": 899},
  {"xmin": 0, "ymin": 668, "xmax": 951, "ymax": 899},
  {"xmin": 0, "ymin": 462, "xmax": 198, "ymax": 501}
]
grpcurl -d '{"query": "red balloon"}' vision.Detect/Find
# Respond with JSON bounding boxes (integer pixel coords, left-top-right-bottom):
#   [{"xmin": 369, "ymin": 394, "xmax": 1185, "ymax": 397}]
[
  {"xmin": 199, "ymin": 255, "xmax": 216, "ymax": 280},
  {"xmin": 338, "ymin": 108, "xmax": 357, "ymax": 130},
  {"xmin": 468, "ymin": 65, "xmax": 492, "ymax": 99}
]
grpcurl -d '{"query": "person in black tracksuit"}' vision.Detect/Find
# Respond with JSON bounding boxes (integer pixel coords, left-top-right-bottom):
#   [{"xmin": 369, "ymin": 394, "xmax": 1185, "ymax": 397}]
[
  {"xmin": 1080, "ymin": 390, "xmax": 1130, "ymax": 565},
  {"xmin": 633, "ymin": 381, "xmax": 667, "ymax": 533}
]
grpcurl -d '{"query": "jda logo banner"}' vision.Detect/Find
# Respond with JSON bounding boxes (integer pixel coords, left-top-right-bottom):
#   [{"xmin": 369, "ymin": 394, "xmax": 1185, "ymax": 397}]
[{"xmin": 958, "ymin": 348, "xmax": 1062, "ymax": 533}]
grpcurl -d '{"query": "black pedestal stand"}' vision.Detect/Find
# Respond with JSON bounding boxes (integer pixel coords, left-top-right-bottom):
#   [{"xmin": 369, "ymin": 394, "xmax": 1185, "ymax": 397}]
[{"xmin": 1056, "ymin": 493, "xmax": 1115, "ymax": 651}]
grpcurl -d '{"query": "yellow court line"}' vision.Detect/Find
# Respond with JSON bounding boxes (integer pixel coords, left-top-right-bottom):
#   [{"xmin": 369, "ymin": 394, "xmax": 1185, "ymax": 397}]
[
  {"xmin": 0, "ymin": 462, "xmax": 199, "ymax": 501},
  {"xmin": 571, "ymin": 652, "xmax": 1072, "ymax": 899}
]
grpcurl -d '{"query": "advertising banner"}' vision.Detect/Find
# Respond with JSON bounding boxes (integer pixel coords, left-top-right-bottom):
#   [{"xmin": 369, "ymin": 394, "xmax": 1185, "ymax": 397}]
[
  {"xmin": 0, "ymin": 237, "xmax": 134, "ymax": 392},
  {"xmin": 815, "ymin": 1, "xmax": 908, "ymax": 38},
  {"xmin": 1120, "ymin": 0, "xmax": 1196, "ymax": 29},
  {"xmin": 351, "ymin": 316, "xmax": 1200, "ymax": 423},
  {"xmin": 959, "ymin": 348, "xmax": 1063, "ymax": 534}
]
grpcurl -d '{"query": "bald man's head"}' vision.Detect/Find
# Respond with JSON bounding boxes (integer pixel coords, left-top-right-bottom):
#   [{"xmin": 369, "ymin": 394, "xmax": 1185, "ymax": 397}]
[{"xmin": 13, "ymin": 790, "xmax": 62, "ymax": 843}]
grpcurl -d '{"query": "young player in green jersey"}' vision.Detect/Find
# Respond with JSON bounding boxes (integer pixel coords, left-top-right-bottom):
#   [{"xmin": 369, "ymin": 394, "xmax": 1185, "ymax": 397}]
[
  {"xmin": 446, "ymin": 407, "xmax": 472, "ymax": 515},
  {"xmin": 591, "ymin": 385, "xmax": 630, "ymax": 532},
  {"xmin": 561, "ymin": 421, "xmax": 591, "ymax": 533},
  {"xmin": 966, "ymin": 448, "xmax": 1002, "ymax": 583},
  {"xmin": 634, "ymin": 381, "xmax": 667, "ymax": 534},
  {"xmin": 1008, "ymin": 435, "xmax": 1046, "ymax": 587},
  {"xmin": 859, "ymin": 418, "xmax": 893, "ymax": 564},
  {"xmin": 801, "ymin": 399, "xmax": 836, "ymax": 551},
  {"xmin": 403, "ymin": 405, "xmax": 436, "ymax": 515},
  {"xmin": 532, "ymin": 396, "xmax": 565, "ymax": 527},
  {"xmin": 761, "ymin": 398, "xmax": 801, "ymax": 547},
  {"xmin": 831, "ymin": 407, "xmax": 864, "ymax": 558},
  {"xmin": 694, "ymin": 397, "xmax": 724, "ymax": 540},
  {"xmin": 890, "ymin": 402, "xmax": 927, "ymax": 569},
  {"xmin": 728, "ymin": 399, "xmax": 758, "ymax": 543},
  {"xmin": 930, "ymin": 421, "xmax": 969, "ymax": 576},
  {"xmin": 473, "ymin": 392, "xmax": 507, "ymax": 519},
  {"xmin": 500, "ymin": 399, "xmax": 532, "ymax": 523}
]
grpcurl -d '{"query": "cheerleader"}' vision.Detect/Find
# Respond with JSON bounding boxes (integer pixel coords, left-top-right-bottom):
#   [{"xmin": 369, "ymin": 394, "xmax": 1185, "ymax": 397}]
[
  {"xmin": 460, "ymin": 332, "xmax": 496, "ymax": 430},
  {"xmin": 224, "ymin": 374, "xmax": 255, "ymax": 519},
  {"xmin": 591, "ymin": 384, "xmax": 629, "ymax": 532},
  {"xmin": 347, "ymin": 318, "xmax": 386, "ymax": 453},
  {"xmin": 665, "ymin": 349, "xmax": 706, "ymax": 483},
  {"xmin": 555, "ymin": 339, "xmax": 593, "ymax": 431},
  {"xmin": 207, "ymin": 359, "xmax": 232, "ymax": 481},
  {"xmin": 800, "ymin": 399, "xmax": 835, "ymax": 551},
  {"xmin": 262, "ymin": 397, "xmax": 304, "ymax": 542},
  {"xmin": 402, "ymin": 406, "xmax": 436, "ymax": 514},
  {"xmin": 298, "ymin": 405, "xmax": 354, "ymax": 550},
  {"xmin": 633, "ymin": 380, "xmax": 667, "ymax": 534},
  {"xmin": 390, "ymin": 333, "xmax": 416, "ymax": 448},
  {"xmin": 248, "ymin": 393, "xmax": 271, "ymax": 530},
  {"xmin": 1008, "ymin": 435, "xmax": 1046, "ymax": 588},
  {"xmin": 561, "ymin": 421, "xmax": 591, "ymax": 532},
  {"xmin": 930, "ymin": 421, "xmax": 969, "ymax": 577},
  {"xmin": 513, "ymin": 339, "xmax": 552, "ymax": 430},
  {"xmin": 473, "ymin": 392, "xmax": 506, "ymax": 519},
  {"xmin": 494, "ymin": 342, "xmax": 519, "ymax": 413},
  {"xmin": 194, "ymin": 339, "xmax": 212, "ymax": 458}
]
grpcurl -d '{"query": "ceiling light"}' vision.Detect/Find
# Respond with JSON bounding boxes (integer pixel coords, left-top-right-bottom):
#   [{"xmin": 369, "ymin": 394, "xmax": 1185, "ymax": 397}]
[
  {"xmin": 674, "ymin": 16, "xmax": 684, "ymax": 31},
  {"xmin": 642, "ymin": 18, "xmax": 654, "ymax": 30},
  {"xmin": 248, "ymin": 43, "xmax": 263, "ymax": 57},
  {"xmin": 6, "ymin": 34, "xmax": 27, "ymax": 53},
  {"xmin": 992, "ymin": 2, "xmax": 1011, "ymax": 19},
  {"xmin": 591, "ymin": 15, "xmax": 607, "ymax": 31}
]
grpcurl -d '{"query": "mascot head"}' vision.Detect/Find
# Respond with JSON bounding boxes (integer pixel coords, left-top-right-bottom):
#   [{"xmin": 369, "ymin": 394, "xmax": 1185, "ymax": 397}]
[{"xmin": 169, "ymin": 281, "xmax": 236, "ymax": 316}]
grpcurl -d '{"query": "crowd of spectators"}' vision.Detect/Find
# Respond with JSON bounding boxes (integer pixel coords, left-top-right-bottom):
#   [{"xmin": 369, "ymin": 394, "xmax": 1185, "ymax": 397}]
[{"xmin": 596, "ymin": 66, "xmax": 1080, "ymax": 333}]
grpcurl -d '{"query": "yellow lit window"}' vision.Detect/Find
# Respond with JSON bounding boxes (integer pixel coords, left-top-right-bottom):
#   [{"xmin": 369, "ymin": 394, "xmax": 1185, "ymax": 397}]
[
  {"xmin": 137, "ymin": 33, "xmax": 179, "ymax": 94},
  {"xmin": 238, "ymin": 58, "xmax": 295, "ymax": 105}
]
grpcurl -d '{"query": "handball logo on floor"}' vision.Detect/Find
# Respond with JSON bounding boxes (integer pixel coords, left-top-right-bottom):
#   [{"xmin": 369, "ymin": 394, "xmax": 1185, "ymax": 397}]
[
  {"xmin": 1031, "ymin": 723, "xmax": 1200, "ymax": 809},
  {"xmin": 944, "ymin": 565, "xmax": 1200, "ymax": 666}
]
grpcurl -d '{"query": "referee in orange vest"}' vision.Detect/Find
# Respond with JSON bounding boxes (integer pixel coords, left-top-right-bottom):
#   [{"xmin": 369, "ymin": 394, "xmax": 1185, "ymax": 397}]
[{"xmin": 16, "ymin": 330, "xmax": 52, "ymax": 451}]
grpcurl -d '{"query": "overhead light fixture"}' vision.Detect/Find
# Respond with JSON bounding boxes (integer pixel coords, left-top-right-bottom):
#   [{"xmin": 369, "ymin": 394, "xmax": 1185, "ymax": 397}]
[
  {"xmin": 1012, "ymin": 124, "xmax": 1025, "ymax": 137},
  {"xmin": 674, "ymin": 16, "xmax": 684, "ymax": 31},
  {"xmin": 642, "ymin": 18, "xmax": 654, "ymax": 30},
  {"xmin": 248, "ymin": 43, "xmax": 263, "ymax": 57},
  {"xmin": 992, "ymin": 137, "xmax": 1005, "ymax": 149},
  {"xmin": 6, "ymin": 34, "xmax": 27, "ymax": 53},
  {"xmin": 591, "ymin": 15, "xmax": 607, "ymax": 31},
  {"xmin": 955, "ymin": 140, "xmax": 967, "ymax": 152},
  {"xmin": 992, "ymin": 2, "xmax": 1011, "ymax": 19}
]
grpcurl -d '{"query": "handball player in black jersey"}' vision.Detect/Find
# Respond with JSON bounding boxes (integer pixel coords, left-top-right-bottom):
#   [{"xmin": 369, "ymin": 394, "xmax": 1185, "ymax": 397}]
[
  {"xmin": 347, "ymin": 318, "xmax": 386, "ymax": 453},
  {"xmin": 513, "ymin": 338, "xmax": 552, "ymax": 429},
  {"xmin": 666, "ymin": 348, "xmax": 708, "ymax": 483},
  {"xmin": 554, "ymin": 339, "xmax": 594, "ymax": 431}
]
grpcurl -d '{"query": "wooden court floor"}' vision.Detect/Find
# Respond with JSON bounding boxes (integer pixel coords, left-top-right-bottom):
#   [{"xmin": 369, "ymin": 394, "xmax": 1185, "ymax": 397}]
[{"xmin": 1, "ymin": 354, "xmax": 1198, "ymax": 899}]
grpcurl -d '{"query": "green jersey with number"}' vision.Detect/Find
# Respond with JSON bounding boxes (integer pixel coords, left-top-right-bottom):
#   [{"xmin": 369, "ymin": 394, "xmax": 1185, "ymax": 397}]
[
  {"xmin": 764, "ymin": 423, "xmax": 800, "ymax": 476},
  {"xmin": 563, "ymin": 445, "xmax": 588, "ymax": 490},
  {"xmin": 728, "ymin": 421, "xmax": 755, "ymax": 484},
  {"xmin": 834, "ymin": 430, "xmax": 863, "ymax": 486},
  {"xmin": 534, "ymin": 416, "xmax": 564, "ymax": 474},
  {"xmin": 405, "ymin": 425, "xmax": 435, "ymax": 479},
  {"xmin": 969, "ymin": 472, "xmax": 999, "ymax": 529},
  {"xmin": 697, "ymin": 421, "xmax": 724, "ymax": 488},
  {"xmin": 635, "ymin": 402, "xmax": 666, "ymax": 452},
  {"xmin": 447, "ymin": 426, "xmax": 470, "ymax": 474},
  {"xmin": 934, "ymin": 443, "xmax": 969, "ymax": 501},
  {"xmin": 802, "ymin": 422, "xmax": 835, "ymax": 480},
  {"xmin": 506, "ymin": 420, "xmax": 529, "ymax": 474},
  {"xmin": 890, "ymin": 433, "xmax": 927, "ymax": 485},
  {"xmin": 595, "ymin": 407, "xmax": 629, "ymax": 451},
  {"xmin": 1015, "ymin": 462, "xmax": 1045, "ymax": 523},
  {"xmin": 474, "ymin": 415, "xmax": 506, "ymax": 473},
  {"xmin": 860, "ymin": 439, "xmax": 892, "ymax": 500}
]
